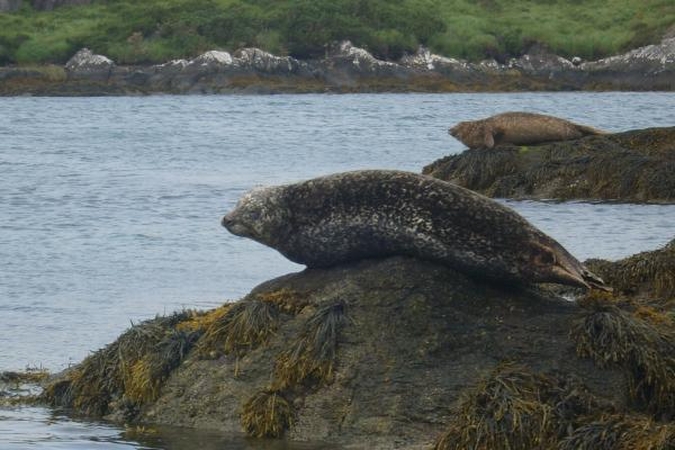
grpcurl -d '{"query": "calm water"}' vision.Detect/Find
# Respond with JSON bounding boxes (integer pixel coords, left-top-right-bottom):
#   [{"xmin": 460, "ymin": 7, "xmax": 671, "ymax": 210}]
[{"xmin": 1, "ymin": 92, "xmax": 675, "ymax": 448}]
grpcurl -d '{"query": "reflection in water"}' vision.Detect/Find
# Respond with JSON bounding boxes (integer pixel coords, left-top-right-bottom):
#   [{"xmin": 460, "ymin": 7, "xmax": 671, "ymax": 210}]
[{"xmin": 0, "ymin": 406, "xmax": 334, "ymax": 450}]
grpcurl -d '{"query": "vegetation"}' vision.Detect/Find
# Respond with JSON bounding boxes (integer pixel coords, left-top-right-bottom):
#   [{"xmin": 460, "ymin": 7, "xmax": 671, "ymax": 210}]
[
  {"xmin": 1, "ymin": 0, "xmax": 673, "ymax": 65},
  {"xmin": 434, "ymin": 363, "xmax": 605, "ymax": 450}
]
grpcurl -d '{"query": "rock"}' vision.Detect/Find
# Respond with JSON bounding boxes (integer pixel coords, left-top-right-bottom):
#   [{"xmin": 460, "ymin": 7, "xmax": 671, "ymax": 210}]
[
  {"xmin": 64, "ymin": 48, "xmax": 114, "ymax": 80},
  {"xmin": 508, "ymin": 45, "xmax": 575, "ymax": 76},
  {"xmin": 42, "ymin": 256, "xmax": 640, "ymax": 449},
  {"xmin": 586, "ymin": 237, "xmax": 675, "ymax": 302},
  {"xmin": 189, "ymin": 50, "xmax": 234, "ymax": 68},
  {"xmin": 234, "ymin": 48, "xmax": 303, "ymax": 74},
  {"xmin": 0, "ymin": 0, "xmax": 21, "ymax": 11},
  {"xmin": 423, "ymin": 126, "xmax": 675, "ymax": 203},
  {"xmin": 583, "ymin": 37, "xmax": 675, "ymax": 75},
  {"xmin": 31, "ymin": 0, "xmax": 91, "ymax": 10}
]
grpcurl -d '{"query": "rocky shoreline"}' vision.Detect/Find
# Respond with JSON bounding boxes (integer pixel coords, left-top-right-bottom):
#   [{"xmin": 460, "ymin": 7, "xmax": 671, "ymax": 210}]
[{"xmin": 1, "ymin": 37, "xmax": 675, "ymax": 95}]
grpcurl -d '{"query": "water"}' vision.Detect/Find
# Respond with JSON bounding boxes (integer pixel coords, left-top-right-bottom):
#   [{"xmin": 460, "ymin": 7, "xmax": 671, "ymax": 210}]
[{"xmin": 1, "ymin": 92, "xmax": 674, "ymax": 448}]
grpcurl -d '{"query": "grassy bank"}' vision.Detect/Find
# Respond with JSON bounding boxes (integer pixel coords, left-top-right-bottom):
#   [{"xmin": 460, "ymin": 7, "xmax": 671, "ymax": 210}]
[{"xmin": 1, "ymin": 0, "xmax": 674, "ymax": 65}]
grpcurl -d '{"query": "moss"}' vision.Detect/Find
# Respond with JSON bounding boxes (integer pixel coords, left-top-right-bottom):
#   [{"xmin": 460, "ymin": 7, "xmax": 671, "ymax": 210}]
[
  {"xmin": 434, "ymin": 363, "xmax": 604, "ymax": 450},
  {"xmin": 573, "ymin": 304, "xmax": 675, "ymax": 415},
  {"xmin": 559, "ymin": 414, "xmax": 675, "ymax": 450},
  {"xmin": 273, "ymin": 302, "xmax": 347, "ymax": 390},
  {"xmin": 196, "ymin": 300, "xmax": 279, "ymax": 358},
  {"xmin": 240, "ymin": 390, "xmax": 293, "ymax": 438}
]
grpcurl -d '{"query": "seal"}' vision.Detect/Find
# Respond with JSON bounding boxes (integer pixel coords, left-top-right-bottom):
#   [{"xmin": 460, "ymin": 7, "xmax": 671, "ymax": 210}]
[
  {"xmin": 449, "ymin": 112, "xmax": 606, "ymax": 149},
  {"xmin": 222, "ymin": 170, "xmax": 608, "ymax": 291}
]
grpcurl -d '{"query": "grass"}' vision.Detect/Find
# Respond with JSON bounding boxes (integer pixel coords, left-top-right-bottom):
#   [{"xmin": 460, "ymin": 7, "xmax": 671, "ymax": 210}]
[{"xmin": 0, "ymin": 0, "xmax": 673, "ymax": 65}]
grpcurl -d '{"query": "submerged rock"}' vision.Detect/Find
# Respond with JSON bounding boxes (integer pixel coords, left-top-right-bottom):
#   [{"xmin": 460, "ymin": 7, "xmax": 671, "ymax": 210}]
[{"xmin": 424, "ymin": 126, "xmax": 675, "ymax": 203}]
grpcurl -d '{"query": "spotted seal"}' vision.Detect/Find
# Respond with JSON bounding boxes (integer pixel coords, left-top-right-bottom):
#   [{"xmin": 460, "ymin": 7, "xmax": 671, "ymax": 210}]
[
  {"xmin": 222, "ymin": 170, "xmax": 608, "ymax": 290},
  {"xmin": 449, "ymin": 111, "xmax": 607, "ymax": 149}
]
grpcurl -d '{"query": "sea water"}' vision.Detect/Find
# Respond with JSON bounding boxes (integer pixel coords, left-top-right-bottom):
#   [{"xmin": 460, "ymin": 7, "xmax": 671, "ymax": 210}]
[{"xmin": 1, "ymin": 92, "xmax": 674, "ymax": 448}]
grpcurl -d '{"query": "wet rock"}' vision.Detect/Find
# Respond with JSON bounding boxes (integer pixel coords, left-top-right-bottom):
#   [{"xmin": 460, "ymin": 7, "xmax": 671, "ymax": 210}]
[
  {"xmin": 424, "ymin": 126, "xmax": 675, "ymax": 203},
  {"xmin": 65, "ymin": 48, "xmax": 114, "ymax": 80}
]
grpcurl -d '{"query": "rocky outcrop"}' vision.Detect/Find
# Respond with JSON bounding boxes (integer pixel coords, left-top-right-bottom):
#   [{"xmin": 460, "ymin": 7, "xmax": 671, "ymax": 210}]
[
  {"xmin": 64, "ymin": 48, "xmax": 114, "ymax": 81},
  {"xmin": 424, "ymin": 126, "xmax": 675, "ymax": 203},
  {"xmin": 40, "ymin": 253, "xmax": 675, "ymax": 449},
  {"xmin": 1, "ymin": 37, "xmax": 675, "ymax": 94}
]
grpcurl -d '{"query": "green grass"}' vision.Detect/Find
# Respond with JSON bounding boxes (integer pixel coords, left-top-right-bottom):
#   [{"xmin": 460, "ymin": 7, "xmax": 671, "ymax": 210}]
[{"xmin": 1, "ymin": 0, "xmax": 673, "ymax": 65}]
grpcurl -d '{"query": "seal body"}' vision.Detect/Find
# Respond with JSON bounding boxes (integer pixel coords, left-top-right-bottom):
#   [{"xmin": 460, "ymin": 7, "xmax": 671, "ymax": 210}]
[
  {"xmin": 449, "ymin": 112, "xmax": 606, "ymax": 149},
  {"xmin": 222, "ymin": 170, "xmax": 607, "ymax": 290}
]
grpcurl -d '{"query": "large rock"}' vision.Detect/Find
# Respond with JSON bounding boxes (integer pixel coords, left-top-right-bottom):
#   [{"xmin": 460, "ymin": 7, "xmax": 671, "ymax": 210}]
[
  {"xmin": 65, "ymin": 48, "xmax": 114, "ymax": 81},
  {"xmin": 424, "ymin": 126, "xmax": 675, "ymax": 203},
  {"xmin": 42, "ymin": 256, "xmax": 651, "ymax": 449}
]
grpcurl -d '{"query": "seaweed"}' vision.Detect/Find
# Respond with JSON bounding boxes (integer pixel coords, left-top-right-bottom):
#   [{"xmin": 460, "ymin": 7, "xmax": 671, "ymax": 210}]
[
  {"xmin": 42, "ymin": 312, "xmax": 199, "ymax": 416},
  {"xmin": 254, "ymin": 288, "xmax": 310, "ymax": 315},
  {"xmin": 240, "ymin": 390, "xmax": 293, "ymax": 438},
  {"xmin": 273, "ymin": 301, "xmax": 347, "ymax": 390},
  {"xmin": 573, "ymin": 304, "xmax": 675, "ymax": 415},
  {"xmin": 559, "ymin": 414, "xmax": 675, "ymax": 450},
  {"xmin": 434, "ymin": 363, "xmax": 604, "ymax": 450},
  {"xmin": 585, "ymin": 238, "xmax": 675, "ymax": 302},
  {"xmin": 197, "ymin": 300, "xmax": 279, "ymax": 358}
]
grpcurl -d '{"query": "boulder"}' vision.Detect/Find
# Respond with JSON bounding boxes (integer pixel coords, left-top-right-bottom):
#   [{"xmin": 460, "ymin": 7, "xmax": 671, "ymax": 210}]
[
  {"xmin": 234, "ymin": 48, "xmax": 303, "ymax": 74},
  {"xmin": 424, "ymin": 126, "xmax": 675, "ymax": 203},
  {"xmin": 64, "ymin": 48, "xmax": 114, "ymax": 80},
  {"xmin": 43, "ymin": 256, "xmax": 672, "ymax": 449}
]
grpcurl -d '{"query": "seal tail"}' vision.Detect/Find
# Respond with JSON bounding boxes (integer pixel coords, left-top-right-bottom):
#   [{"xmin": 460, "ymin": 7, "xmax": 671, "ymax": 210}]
[{"xmin": 576, "ymin": 124, "xmax": 608, "ymax": 136}]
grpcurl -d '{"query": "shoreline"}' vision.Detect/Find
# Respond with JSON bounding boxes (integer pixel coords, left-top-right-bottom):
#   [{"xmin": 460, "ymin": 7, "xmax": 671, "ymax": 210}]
[{"xmin": 2, "ymin": 38, "xmax": 675, "ymax": 96}]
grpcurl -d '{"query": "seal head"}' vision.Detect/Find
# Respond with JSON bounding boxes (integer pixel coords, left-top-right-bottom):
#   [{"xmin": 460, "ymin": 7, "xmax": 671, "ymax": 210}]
[{"xmin": 223, "ymin": 170, "xmax": 609, "ymax": 291}]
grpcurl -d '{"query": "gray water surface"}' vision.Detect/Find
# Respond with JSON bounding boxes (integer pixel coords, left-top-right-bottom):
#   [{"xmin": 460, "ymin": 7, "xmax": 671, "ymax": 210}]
[{"xmin": 1, "ymin": 92, "xmax": 674, "ymax": 449}]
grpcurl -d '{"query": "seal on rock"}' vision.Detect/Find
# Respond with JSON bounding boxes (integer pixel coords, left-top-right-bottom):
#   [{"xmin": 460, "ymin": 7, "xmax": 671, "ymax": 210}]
[
  {"xmin": 449, "ymin": 112, "xmax": 606, "ymax": 149},
  {"xmin": 222, "ymin": 170, "xmax": 608, "ymax": 291}
]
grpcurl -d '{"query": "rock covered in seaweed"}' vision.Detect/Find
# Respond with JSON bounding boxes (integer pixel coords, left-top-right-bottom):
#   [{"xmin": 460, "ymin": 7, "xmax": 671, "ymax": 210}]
[
  {"xmin": 42, "ymin": 256, "xmax": 646, "ymax": 449},
  {"xmin": 424, "ymin": 126, "xmax": 675, "ymax": 203}
]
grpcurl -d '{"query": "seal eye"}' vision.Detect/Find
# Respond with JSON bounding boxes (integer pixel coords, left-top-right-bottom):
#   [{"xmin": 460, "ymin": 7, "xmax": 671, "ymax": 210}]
[{"xmin": 536, "ymin": 250, "xmax": 555, "ymax": 264}]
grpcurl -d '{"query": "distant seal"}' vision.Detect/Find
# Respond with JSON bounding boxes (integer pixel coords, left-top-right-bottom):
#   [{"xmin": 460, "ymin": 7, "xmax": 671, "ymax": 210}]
[
  {"xmin": 449, "ymin": 112, "xmax": 606, "ymax": 149},
  {"xmin": 222, "ymin": 170, "xmax": 608, "ymax": 290}
]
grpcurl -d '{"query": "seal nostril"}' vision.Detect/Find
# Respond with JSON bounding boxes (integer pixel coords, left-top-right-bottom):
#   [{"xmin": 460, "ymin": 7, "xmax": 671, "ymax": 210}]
[{"xmin": 221, "ymin": 216, "xmax": 231, "ymax": 228}]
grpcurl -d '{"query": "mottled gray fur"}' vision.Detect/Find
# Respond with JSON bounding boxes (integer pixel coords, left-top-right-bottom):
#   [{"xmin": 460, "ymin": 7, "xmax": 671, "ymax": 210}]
[{"xmin": 222, "ymin": 170, "xmax": 607, "ymax": 290}]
